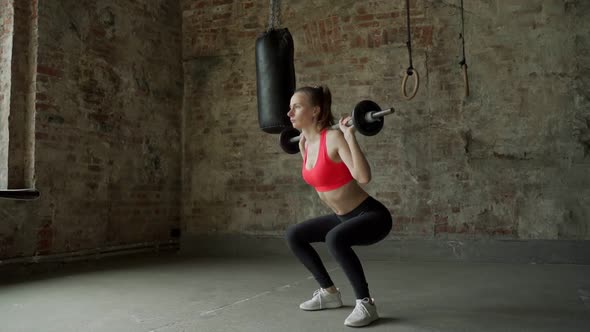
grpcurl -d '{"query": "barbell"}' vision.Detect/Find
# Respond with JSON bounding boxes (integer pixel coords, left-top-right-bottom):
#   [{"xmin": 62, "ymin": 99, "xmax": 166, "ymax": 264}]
[{"xmin": 279, "ymin": 100, "xmax": 395, "ymax": 154}]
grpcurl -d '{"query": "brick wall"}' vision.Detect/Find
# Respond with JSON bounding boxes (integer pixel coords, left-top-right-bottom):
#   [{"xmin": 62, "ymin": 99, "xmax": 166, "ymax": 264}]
[
  {"xmin": 181, "ymin": 0, "xmax": 590, "ymax": 240},
  {"xmin": 0, "ymin": 0, "xmax": 183, "ymax": 259},
  {"xmin": 1, "ymin": 0, "xmax": 588, "ymax": 261}
]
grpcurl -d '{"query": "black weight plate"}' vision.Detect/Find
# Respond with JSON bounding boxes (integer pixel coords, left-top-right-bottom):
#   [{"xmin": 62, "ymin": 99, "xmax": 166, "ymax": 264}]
[
  {"xmin": 280, "ymin": 127, "xmax": 301, "ymax": 154},
  {"xmin": 353, "ymin": 100, "xmax": 383, "ymax": 136}
]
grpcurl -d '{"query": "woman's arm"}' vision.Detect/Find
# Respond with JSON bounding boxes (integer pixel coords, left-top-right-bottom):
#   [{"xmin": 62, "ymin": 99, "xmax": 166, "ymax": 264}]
[{"xmin": 334, "ymin": 117, "xmax": 372, "ymax": 184}]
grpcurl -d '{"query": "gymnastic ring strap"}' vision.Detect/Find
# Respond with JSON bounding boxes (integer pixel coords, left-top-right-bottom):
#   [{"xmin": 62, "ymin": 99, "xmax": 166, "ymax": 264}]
[{"xmin": 462, "ymin": 63, "xmax": 469, "ymax": 97}]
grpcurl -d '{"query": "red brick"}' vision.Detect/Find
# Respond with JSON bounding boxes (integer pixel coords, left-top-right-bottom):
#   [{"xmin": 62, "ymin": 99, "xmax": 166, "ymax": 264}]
[
  {"xmin": 304, "ymin": 60, "xmax": 324, "ymax": 67},
  {"xmin": 359, "ymin": 21, "xmax": 380, "ymax": 28},
  {"xmin": 37, "ymin": 65, "xmax": 62, "ymax": 77},
  {"xmin": 355, "ymin": 14, "xmax": 374, "ymax": 21}
]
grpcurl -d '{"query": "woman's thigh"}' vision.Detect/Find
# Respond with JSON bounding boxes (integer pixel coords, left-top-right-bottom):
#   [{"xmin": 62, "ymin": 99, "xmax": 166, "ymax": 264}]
[
  {"xmin": 286, "ymin": 214, "xmax": 342, "ymax": 243},
  {"xmin": 327, "ymin": 210, "xmax": 392, "ymax": 246}
]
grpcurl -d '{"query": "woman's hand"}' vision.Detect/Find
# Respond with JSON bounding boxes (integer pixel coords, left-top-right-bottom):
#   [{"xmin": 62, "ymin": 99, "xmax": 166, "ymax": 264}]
[{"xmin": 339, "ymin": 116, "xmax": 356, "ymax": 140}]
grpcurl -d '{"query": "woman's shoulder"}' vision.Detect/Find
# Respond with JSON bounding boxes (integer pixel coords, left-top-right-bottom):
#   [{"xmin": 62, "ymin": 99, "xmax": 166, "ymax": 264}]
[
  {"xmin": 326, "ymin": 127, "xmax": 344, "ymax": 139},
  {"xmin": 325, "ymin": 128, "xmax": 346, "ymax": 147}
]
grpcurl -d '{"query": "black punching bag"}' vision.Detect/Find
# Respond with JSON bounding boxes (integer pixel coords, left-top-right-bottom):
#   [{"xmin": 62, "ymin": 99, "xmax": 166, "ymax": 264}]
[{"xmin": 255, "ymin": 28, "xmax": 296, "ymax": 134}]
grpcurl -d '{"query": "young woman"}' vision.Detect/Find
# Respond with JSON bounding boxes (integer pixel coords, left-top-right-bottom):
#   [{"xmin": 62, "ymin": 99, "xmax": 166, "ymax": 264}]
[{"xmin": 284, "ymin": 85, "xmax": 393, "ymax": 327}]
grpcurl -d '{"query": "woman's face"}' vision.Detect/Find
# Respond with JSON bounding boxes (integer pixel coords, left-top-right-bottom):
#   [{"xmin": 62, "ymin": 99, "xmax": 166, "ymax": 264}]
[{"xmin": 287, "ymin": 92, "xmax": 318, "ymax": 130}]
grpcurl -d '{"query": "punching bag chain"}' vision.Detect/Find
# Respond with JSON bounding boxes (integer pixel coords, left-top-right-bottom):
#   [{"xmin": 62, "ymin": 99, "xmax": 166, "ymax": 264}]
[{"xmin": 268, "ymin": 0, "xmax": 282, "ymax": 31}]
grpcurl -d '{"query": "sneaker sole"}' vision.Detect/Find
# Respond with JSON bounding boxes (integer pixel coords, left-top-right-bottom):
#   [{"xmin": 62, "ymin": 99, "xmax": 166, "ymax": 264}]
[
  {"xmin": 344, "ymin": 316, "xmax": 379, "ymax": 327},
  {"xmin": 300, "ymin": 301, "xmax": 343, "ymax": 311}
]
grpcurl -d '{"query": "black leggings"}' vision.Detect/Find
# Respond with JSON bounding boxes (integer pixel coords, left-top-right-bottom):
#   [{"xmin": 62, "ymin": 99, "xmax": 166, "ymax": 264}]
[{"xmin": 285, "ymin": 196, "xmax": 393, "ymax": 299}]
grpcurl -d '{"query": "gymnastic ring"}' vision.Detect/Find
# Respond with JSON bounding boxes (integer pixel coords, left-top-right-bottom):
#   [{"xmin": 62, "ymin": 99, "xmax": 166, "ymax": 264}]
[{"xmin": 401, "ymin": 68, "xmax": 419, "ymax": 100}]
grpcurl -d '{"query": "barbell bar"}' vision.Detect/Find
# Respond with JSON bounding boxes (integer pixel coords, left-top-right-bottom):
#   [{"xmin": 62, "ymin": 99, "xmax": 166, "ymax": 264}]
[{"xmin": 279, "ymin": 100, "xmax": 395, "ymax": 154}]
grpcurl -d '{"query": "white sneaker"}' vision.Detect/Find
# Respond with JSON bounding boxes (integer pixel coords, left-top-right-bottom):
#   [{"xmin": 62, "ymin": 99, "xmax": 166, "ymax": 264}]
[
  {"xmin": 299, "ymin": 288, "xmax": 343, "ymax": 311},
  {"xmin": 344, "ymin": 297, "xmax": 379, "ymax": 327}
]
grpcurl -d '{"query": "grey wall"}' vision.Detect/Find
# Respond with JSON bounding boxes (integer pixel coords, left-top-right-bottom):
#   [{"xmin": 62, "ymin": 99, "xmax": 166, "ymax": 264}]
[{"xmin": 0, "ymin": 0, "xmax": 15, "ymax": 188}]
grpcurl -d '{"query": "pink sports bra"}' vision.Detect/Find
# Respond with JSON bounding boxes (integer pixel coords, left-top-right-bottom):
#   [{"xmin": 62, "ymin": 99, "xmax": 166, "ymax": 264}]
[{"xmin": 302, "ymin": 129, "xmax": 354, "ymax": 192}]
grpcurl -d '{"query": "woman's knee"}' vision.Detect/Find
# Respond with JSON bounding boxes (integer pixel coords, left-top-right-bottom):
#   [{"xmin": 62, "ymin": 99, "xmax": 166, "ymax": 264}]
[{"xmin": 326, "ymin": 229, "xmax": 348, "ymax": 251}]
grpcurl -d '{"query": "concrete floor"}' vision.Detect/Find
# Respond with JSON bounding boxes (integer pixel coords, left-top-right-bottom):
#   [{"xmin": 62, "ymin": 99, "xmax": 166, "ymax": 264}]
[{"xmin": 1, "ymin": 252, "xmax": 589, "ymax": 332}]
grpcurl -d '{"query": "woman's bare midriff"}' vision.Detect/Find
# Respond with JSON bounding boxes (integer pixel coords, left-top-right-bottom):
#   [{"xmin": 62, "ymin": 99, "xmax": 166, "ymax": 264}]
[{"xmin": 316, "ymin": 180, "xmax": 369, "ymax": 215}]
